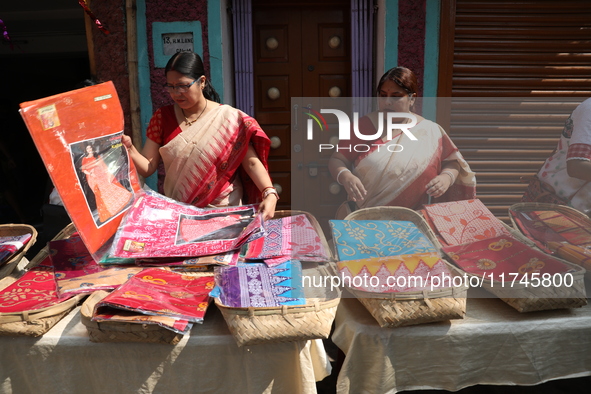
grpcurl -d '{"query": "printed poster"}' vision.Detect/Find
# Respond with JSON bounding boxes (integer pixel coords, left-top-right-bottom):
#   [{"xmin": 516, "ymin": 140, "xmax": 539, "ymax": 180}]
[{"xmin": 19, "ymin": 81, "xmax": 141, "ymax": 258}]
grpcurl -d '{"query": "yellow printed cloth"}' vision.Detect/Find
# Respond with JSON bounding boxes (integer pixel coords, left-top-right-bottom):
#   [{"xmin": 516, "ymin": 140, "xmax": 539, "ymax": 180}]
[{"xmin": 337, "ymin": 253, "xmax": 452, "ymax": 293}]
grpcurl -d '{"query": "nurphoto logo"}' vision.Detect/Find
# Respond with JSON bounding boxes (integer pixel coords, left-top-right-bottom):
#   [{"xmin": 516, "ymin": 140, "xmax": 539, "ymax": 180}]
[{"xmin": 305, "ymin": 107, "xmax": 418, "ymax": 153}]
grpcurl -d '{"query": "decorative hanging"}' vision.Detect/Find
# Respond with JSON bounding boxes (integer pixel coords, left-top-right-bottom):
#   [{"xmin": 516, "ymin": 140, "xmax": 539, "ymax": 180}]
[
  {"xmin": 78, "ymin": 0, "xmax": 111, "ymax": 36},
  {"xmin": 0, "ymin": 18, "xmax": 14, "ymax": 50}
]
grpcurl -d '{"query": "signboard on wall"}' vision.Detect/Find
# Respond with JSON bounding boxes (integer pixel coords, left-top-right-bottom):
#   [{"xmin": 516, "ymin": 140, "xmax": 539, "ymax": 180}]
[
  {"xmin": 162, "ymin": 32, "xmax": 194, "ymax": 56},
  {"xmin": 152, "ymin": 21, "xmax": 203, "ymax": 68}
]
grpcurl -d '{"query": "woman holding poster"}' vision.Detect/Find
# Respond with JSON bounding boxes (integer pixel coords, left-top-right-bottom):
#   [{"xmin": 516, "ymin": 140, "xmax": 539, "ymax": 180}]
[{"xmin": 122, "ymin": 52, "xmax": 277, "ymax": 220}]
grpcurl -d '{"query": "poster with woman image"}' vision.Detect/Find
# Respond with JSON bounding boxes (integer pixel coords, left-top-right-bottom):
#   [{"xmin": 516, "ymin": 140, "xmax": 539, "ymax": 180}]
[
  {"xmin": 19, "ymin": 81, "xmax": 142, "ymax": 259},
  {"xmin": 71, "ymin": 133, "xmax": 134, "ymax": 227}
]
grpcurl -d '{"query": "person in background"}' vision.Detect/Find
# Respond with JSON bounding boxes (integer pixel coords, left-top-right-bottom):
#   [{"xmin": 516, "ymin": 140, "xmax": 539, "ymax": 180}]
[
  {"xmin": 328, "ymin": 66, "xmax": 476, "ymax": 218},
  {"xmin": 522, "ymin": 97, "xmax": 591, "ymax": 215},
  {"xmin": 122, "ymin": 52, "xmax": 278, "ymax": 219}
]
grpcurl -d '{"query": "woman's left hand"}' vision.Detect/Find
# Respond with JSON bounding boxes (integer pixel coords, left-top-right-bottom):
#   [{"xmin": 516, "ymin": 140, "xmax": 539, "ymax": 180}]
[
  {"xmin": 426, "ymin": 174, "xmax": 453, "ymax": 198},
  {"xmin": 258, "ymin": 193, "xmax": 278, "ymax": 220}
]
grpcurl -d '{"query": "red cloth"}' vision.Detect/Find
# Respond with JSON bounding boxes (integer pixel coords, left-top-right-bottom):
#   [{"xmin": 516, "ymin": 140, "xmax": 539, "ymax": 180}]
[
  {"xmin": 443, "ymin": 235, "xmax": 572, "ymax": 280},
  {"xmin": 94, "ymin": 268, "xmax": 214, "ymax": 323},
  {"xmin": 0, "ymin": 265, "xmax": 74, "ymax": 313}
]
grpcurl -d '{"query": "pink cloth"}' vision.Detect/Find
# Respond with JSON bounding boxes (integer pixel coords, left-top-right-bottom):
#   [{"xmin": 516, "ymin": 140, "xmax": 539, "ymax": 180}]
[
  {"xmin": 110, "ymin": 190, "xmax": 263, "ymax": 259},
  {"xmin": 244, "ymin": 214, "xmax": 330, "ymax": 266},
  {"xmin": 423, "ymin": 199, "xmax": 511, "ymax": 246}
]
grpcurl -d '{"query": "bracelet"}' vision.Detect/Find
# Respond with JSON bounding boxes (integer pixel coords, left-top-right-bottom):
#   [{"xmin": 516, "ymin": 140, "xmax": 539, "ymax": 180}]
[
  {"xmin": 262, "ymin": 187, "xmax": 279, "ymax": 200},
  {"xmin": 441, "ymin": 170, "xmax": 456, "ymax": 185},
  {"xmin": 336, "ymin": 168, "xmax": 351, "ymax": 185}
]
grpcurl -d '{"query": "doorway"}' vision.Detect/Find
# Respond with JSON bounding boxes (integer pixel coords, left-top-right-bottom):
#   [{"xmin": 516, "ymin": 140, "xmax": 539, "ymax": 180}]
[{"xmin": 252, "ymin": 0, "xmax": 352, "ymax": 234}]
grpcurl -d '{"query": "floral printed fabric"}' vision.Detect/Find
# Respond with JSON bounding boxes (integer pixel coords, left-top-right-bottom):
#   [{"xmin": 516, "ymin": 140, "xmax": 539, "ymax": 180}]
[
  {"xmin": 423, "ymin": 199, "xmax": 511, "ymax": 246},
  {"xmin": 329, "ymin": 220, "xmax": 437, "ymax": 261},
  {"xmin": 110, "ymin": 189, "xmax": 264, "ymax": 259},
  {"xmin": 442, "ymin": 235, "xmax": 572, "ymax": 281},
  {"xmin": 212, "ymin": 260, "xmax": 305, "ymax": 307},
  {"xmin": 94, "ymin": 268, "xmax": 214, "ymax": 323},
  {"xmin": 337, "ymin": 253, "xmax": 452, "ymax": 293},
  {"xmin": 0, "ymin": 265, "xmax": 75, "ymax": 313},
  {"xmin": 0, "ymin": 233, "xmax": 32, "ymax": 264},
  {"xmin": 244, "ymin": 214, "xmax": 330, "ymax": 265}
]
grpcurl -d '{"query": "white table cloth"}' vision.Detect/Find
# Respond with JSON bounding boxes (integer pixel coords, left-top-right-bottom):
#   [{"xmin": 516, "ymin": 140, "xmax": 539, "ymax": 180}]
[
  {"xmin": 333, "ymin": 287, "xmax": 591, "ymax": 394},
  {"xmin": 0, "ymin": 304, "xmax": 331, "ymax": 394}
]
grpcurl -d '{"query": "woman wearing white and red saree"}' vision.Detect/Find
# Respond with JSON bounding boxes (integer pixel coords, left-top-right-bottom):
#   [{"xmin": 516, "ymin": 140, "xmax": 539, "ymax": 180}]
[
  {"xmin": 122, "ymin": 52, "xmax": 277, "ymax": 219},
  {"xmin": 329, "ymin": 67, "xmax": 476, "ymax": 216}
]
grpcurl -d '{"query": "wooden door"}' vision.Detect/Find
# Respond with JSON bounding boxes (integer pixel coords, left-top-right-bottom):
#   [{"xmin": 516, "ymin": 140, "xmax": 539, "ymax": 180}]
[{"xmin": 253, "ymin": 0, "xmax": 351, "ymax": 234}]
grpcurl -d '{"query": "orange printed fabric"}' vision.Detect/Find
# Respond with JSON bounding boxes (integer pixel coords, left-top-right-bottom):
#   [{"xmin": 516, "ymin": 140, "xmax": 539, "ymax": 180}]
[
  {"xmin": 94, "ymin": 268, "xmax": 214, "ymax": 323},
  {"xmin": 443, "ymin": 235, "xmax": 572, "ymax": 281},
  {"xmin": 337, "ymin": 253, "xmax": 452, "ymax": 293},
  {"xmin": 423, "ymin": 199, "xmax": 511, "ymax": 246}
]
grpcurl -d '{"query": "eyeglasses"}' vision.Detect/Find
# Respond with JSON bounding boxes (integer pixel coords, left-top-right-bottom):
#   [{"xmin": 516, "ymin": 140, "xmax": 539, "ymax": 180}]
[{"xmin": 163, "ymin": 79, "xmax": 198, "ymax": 93}]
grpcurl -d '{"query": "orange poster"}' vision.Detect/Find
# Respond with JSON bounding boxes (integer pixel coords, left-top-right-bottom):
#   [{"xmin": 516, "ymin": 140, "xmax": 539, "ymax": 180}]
[{"xmin": 19, "ymin": 82, "xmax": 141, "ymax": 258}]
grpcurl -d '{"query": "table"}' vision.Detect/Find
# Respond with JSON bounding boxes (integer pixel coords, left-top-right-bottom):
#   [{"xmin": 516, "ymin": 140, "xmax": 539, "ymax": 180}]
[
  {"xmin": 332, "ymin": 287, "xmax": 591, "ymax": 394},
  {"xmin": 0, "ymin": 304, "xmax": 331, "ymax": 394}
]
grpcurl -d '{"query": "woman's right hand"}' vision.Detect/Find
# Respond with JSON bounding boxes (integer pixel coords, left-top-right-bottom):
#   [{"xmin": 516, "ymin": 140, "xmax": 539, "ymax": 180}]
[
  {"xmin": 340, "ymin": 171, "xmax": 367, "ymax": 202},
  {"xmin": 121, "ymin": 135, "xmax": 133, "ymax": 150}
]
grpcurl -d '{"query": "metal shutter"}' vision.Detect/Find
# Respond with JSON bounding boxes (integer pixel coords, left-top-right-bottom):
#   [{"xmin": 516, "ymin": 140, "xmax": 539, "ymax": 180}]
[{"xmin": 439, "ymin": 0, "xmax": 591, "ymax": 222}]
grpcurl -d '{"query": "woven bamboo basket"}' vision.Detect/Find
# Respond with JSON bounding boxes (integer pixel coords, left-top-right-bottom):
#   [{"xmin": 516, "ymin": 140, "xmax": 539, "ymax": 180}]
[
  {"xmin": 0, "ymin": 294, "xmax": 84, "ymax": 337},
  {"xmin": 215, "ymin": 297, "xmax": 340, "ymax": 347},
  {"xmin": 440, "ymin": 221, "xmax": 587, "ymax": 313},
  {"xmin": 0, "ymin": 223, "xmax": 38, "ymax": 280},
  {"xmin": 80, "ymin": 290, "xmax": 184, "ymax": 345},
  {"xmin": 341, "ymin": 206, "xmax": 468, "ymax": 328},
  {"xmin": 509, "ymin": 202, "xmax": 591, "ymax": 280},
  {"xmin": 218, "ymin": 210, "xmax": 339, "ymax": 346},
  {"xmin": 0, "ymin": 223, "xmax": 83, "ymax": 337}
]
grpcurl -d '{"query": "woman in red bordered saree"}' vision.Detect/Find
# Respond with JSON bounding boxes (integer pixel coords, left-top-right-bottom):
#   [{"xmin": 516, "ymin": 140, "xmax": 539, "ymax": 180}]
[
  {"xmin": 122, "ymin": 52, "xmax": 278, "ymax": 219},
  {"xmin": 328, "ymin": 67, "xmax": 476, "ymax": 216}
]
